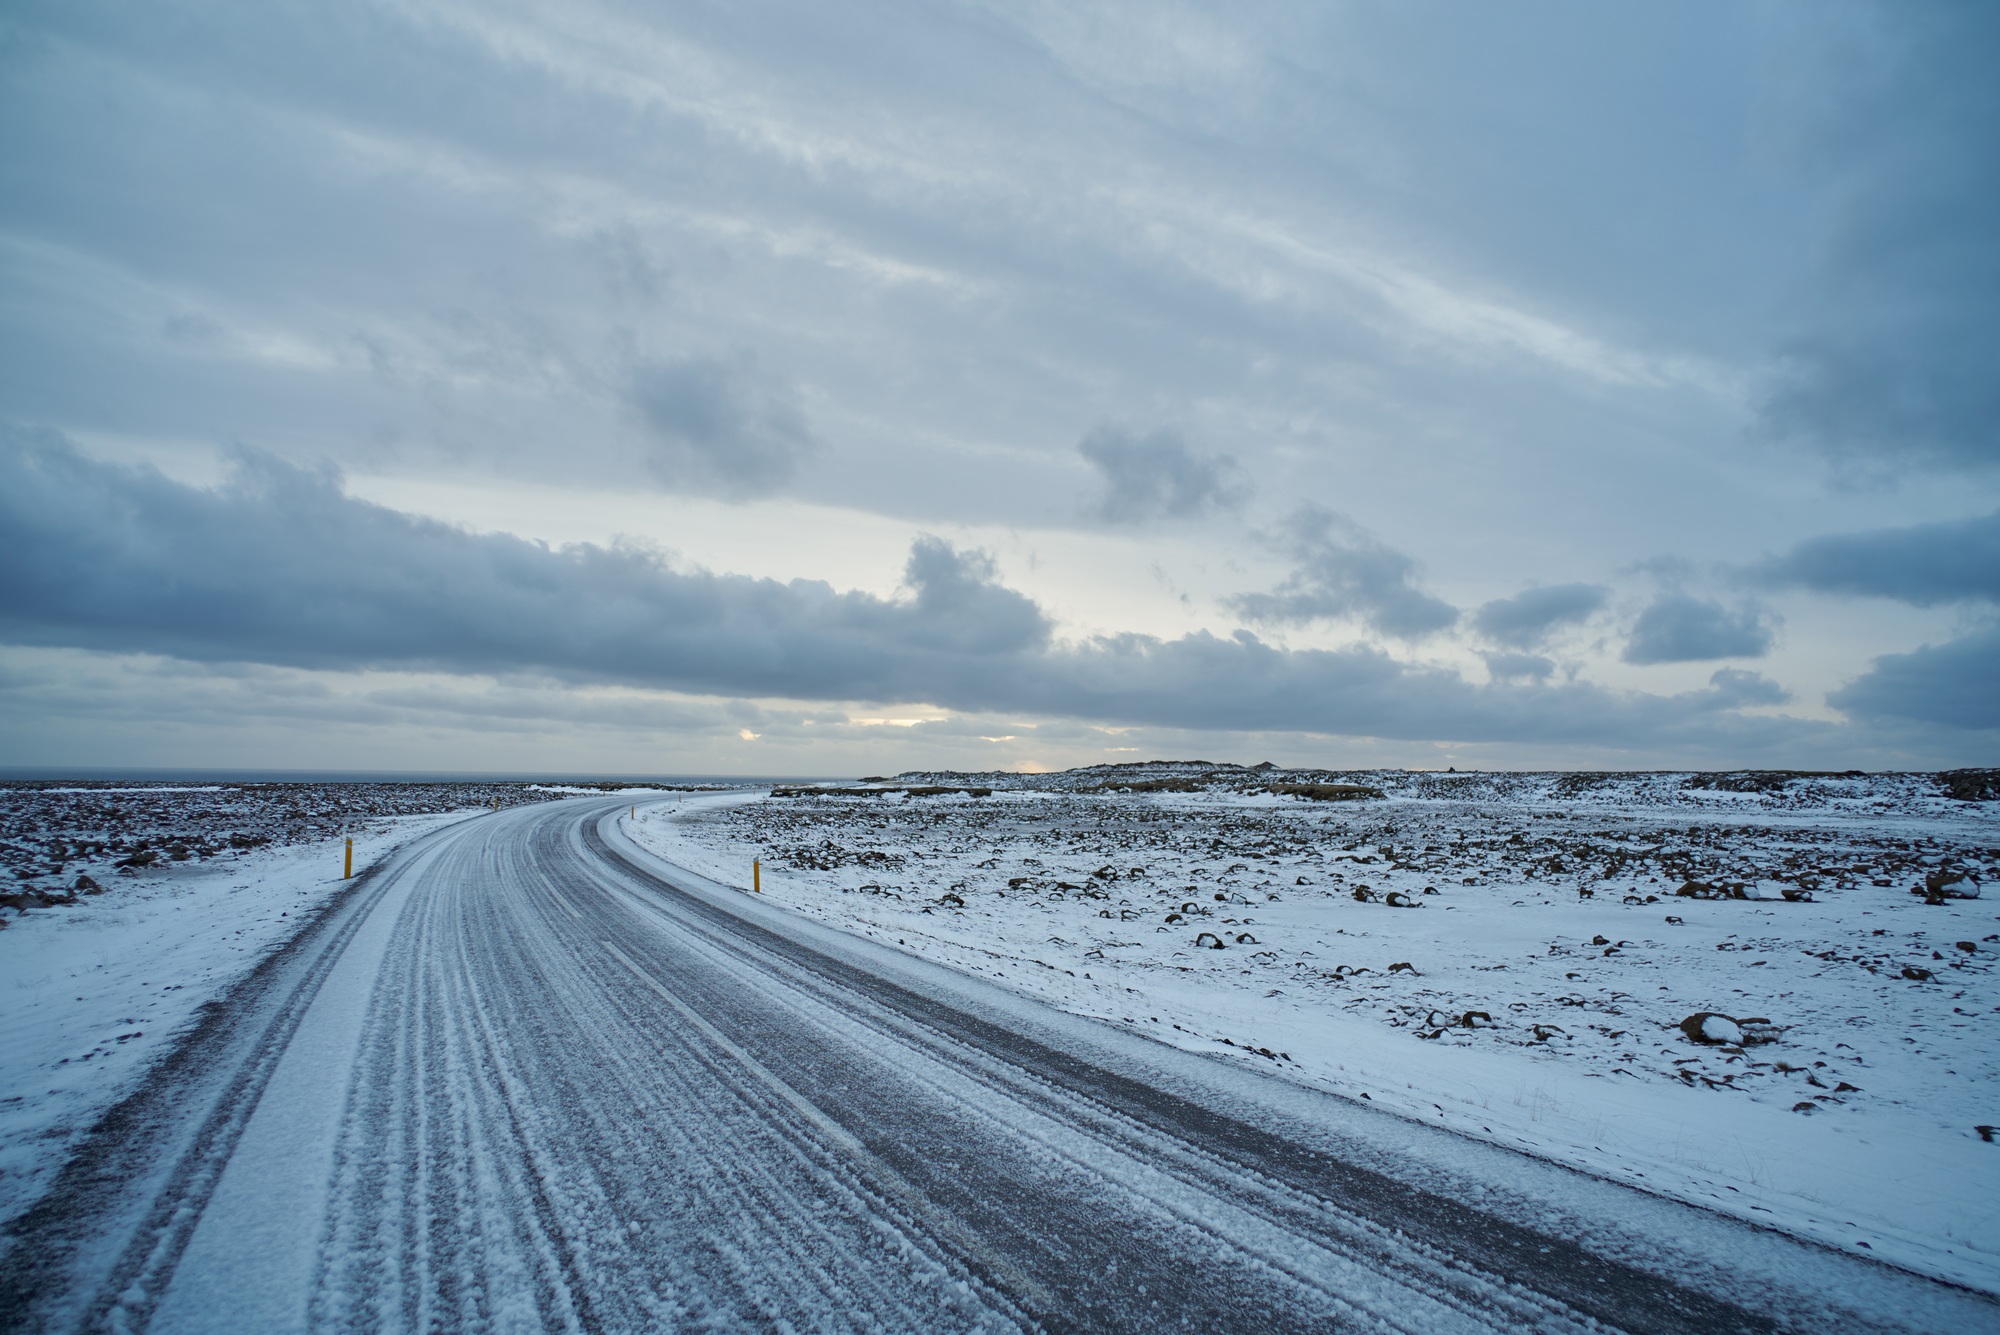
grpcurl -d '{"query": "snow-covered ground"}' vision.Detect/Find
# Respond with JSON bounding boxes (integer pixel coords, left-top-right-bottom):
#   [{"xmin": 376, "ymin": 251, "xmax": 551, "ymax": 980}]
[
  {"xmin": 629, "ymin": 765, "xmax": 2000, "ymax": 1294},
  {"xmin": 0, "ymin": 807, "xmax": 492, "ymax": 1223}
]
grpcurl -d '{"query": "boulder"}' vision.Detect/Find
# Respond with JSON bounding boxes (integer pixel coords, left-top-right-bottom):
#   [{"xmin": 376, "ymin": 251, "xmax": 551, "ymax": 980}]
[
  {"xmin": 1681, "ymin": 1012, "xmax": 1744, "ymax": 1045},
  {"xmin": 1680, "ymin": 1012, "xmax": 1782, "ymax": 1046}
]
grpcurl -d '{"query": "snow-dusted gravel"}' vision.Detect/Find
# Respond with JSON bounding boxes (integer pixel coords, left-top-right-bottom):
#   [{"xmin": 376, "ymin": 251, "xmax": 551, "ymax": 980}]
[
  {"xmin": 0, "ymin": 780, "xmax": 578, "ymax": 904},
  {"xmin": 632, "ymin": 764, "xmax": 2000, "ymax": 1292}
]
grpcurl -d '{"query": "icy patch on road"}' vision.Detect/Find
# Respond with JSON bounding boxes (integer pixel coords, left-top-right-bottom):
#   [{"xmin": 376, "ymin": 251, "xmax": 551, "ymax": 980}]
[
  {"xmin": 0, "ymin": 810, "xmax": 480, "ymax": 1224},
  {"xmin": 628, "ymin": 777, "xmax": 2000, "ymax": 1293}
]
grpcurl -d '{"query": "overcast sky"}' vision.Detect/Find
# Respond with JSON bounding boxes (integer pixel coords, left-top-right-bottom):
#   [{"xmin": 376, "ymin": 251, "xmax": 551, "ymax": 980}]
[{"xmin": 2, "ymin": 0, "xmax": 1995, "ymax": 775}]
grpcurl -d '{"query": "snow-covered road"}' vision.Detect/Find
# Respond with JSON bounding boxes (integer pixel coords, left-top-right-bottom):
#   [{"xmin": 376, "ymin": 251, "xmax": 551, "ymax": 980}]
[{"xmin": 4, "ymin": 798, "xmax": 1992, "ymax": 1333}]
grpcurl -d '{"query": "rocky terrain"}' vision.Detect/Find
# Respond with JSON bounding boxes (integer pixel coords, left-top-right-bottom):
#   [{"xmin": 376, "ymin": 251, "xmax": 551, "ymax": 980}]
[{"xmin": 0, "ymin": 780, "xmax": 727, "ymax": 923}]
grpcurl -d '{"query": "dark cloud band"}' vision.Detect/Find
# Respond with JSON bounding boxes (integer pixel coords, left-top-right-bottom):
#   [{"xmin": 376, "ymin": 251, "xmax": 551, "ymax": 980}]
[{"xmin": 0, "ymin": 430, "xmax": 1818, "ymax": 748}]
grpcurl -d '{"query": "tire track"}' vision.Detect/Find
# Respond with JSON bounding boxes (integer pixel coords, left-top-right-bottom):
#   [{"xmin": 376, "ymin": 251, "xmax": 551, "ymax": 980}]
[{"xmin": 0, "ymin": 824, "xmax": 466, "ymax": 1335}]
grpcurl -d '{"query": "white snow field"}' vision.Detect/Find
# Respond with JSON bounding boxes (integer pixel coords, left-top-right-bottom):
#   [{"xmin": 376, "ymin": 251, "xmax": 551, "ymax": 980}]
[{"xmin": 629, "ymin": 765, "xmax": 2000, "ymax": 1295}]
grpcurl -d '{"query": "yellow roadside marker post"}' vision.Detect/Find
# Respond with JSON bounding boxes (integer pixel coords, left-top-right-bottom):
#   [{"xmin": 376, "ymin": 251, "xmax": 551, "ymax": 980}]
[
  {"xmin": 343, "ymin": 837, "xmax": 353, "ymax": 879},
  {"xmin": 754, "ymin": 859, "xmax": 761, "ymax": 893}
]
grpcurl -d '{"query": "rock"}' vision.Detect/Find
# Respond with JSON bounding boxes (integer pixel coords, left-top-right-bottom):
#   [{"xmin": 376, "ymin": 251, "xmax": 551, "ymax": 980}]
[
  {"xmin": 1915, "ymin": 869, "xmax": 1981, "ymax": 904},
  {"xmin": 1676, "ymin": 880, "xmax": 1747, "ymax": 901},
  {"xmin": 1937, "ymin": 770, "xmax": 2000, "ymax": 802},
  {"xmin": 1351, "ymin": 887, "xmax": 1376, "ymax": 902},
  {"xmin": 1262, "ymin": 782, "xmax": 1383, "ymax": 802},
  {"xmin": 1383, "ymin": 890, "xmax": 1418, "ymax": 907},
  {"xmin": 1233, "ymin": 932, "xmax": 1258, "ymax": 945},
  {"xmin": 1681, "ymin": 1012, "xmax": 1744, "ymax": 1046},
  {"xmin": 1387, "ymin": 961, "xmax": 1417, "ymax": 974},
  {"xmin": 1901, "ymin": 965, "xmax": 1935, "ymax": 982},
  {"xmin": 75, "ymin": 874, "xmax": 103, "ymax": 894},
  {"xmin": 1737, "ymin": 1017, "xmax": 1782, "ymax": 1044},
  {"xmin": 1194, "ymin": 932, "xmax": 1225, "ymax": 949},
  {"xmin": 1459, "ymin": 1010, "xmax": 1494, "ymax": 1028}
]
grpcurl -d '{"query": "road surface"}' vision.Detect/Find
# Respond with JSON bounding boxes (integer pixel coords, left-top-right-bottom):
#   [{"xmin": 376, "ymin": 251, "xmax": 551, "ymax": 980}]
[{"xmin": 2, "ymin": 797, "xmax": 1991, "ymax": 1333}]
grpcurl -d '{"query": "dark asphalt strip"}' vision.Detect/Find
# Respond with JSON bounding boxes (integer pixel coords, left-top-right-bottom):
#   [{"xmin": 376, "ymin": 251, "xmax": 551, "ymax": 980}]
[{"xmin": 583, "ymin": 812, "xmax": 1783, "ymax": 1335}]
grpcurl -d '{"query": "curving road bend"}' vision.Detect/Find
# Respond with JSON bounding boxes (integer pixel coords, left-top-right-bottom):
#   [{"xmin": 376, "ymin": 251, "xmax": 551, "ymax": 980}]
[{"xmin": 2, "ymin": 798, "xmax": 1991, "ymax": 1334}]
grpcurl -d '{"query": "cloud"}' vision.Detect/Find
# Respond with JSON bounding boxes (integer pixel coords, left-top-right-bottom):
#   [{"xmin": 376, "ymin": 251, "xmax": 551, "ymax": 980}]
[
  {"xmin": 628, "ymin": 351, "xmax": 817, "ymax": 499},
  {"xmin": 0, "ymin": 430, "xmax": 1825, "ymax": 753},
  {"xmin": 1622, "ymin": 595, "xmax": 1775, "ymax": 665},
  {"xmin": 1704, "ymin": 667, "xmax": 1790, "ymax": 709},
  {"xmin": 1759, "ymin": 3, "xmax": 2000, "ymax": 471},
  {"xmin": 898, "ymin": 535, "xmax": 1051, "ymax": 655},
  {"xmin": 1470, "ymin": 583, "xmax": 1608, "ymax": 648},
  {"xmin": 1227, "ymin": 505, "xmax": 1458, "ymax": 639},
  {"xmin": 1482, "ymin": 651, "xmax": 1553, "ymax": 682},
  {"xmin": 0, "ymin": 427, "xmax": 1038, "ymax": 701},
  {"xmin": 1078, "ymin": 426, "xmax": 1244, "ymax": 523},
  {"xmin": 1829, "ymin": 625, "xmax": 2000, "ymax": 730},
  {"xmin": 1758, "ymin": 510, "xmax": 2000, "ymax": 605}
]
